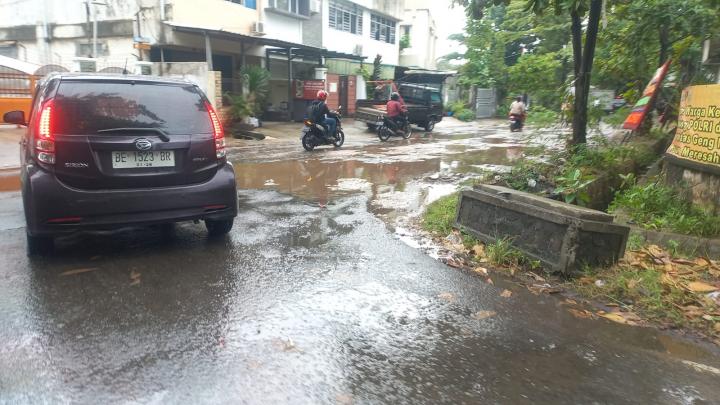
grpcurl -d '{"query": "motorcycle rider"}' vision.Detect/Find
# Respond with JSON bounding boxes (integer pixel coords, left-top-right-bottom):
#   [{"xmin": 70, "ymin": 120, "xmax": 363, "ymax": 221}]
[
  {"xmin": 509, "ymin": 96, "xmax": 527, "ymax": 129},
  {"xmin": 386, "ymin": 92, "xmax": 408, "ymax": 134},
  {"xmin": 308, "ymin": 90, "xmax": 337, "ymax": 140}
]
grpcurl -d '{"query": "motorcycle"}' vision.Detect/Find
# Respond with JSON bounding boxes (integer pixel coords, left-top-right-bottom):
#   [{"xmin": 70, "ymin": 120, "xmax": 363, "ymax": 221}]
[
  {"xmin": 509, "ymin": 113, "xmax": 524, "ymax": 132},
  {"xmin": 301, "ymin": 112, "xmax": 345, "ymax": 151},
  {"xmin": 377, "ymin": 113, "xmax": 412, "ymax": 142}
]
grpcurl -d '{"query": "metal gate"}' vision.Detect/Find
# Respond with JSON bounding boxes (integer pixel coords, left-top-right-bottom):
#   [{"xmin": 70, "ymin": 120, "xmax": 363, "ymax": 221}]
[{"xmin": 475, "ymin": 88, "xmax": 497, "ymax": 118}]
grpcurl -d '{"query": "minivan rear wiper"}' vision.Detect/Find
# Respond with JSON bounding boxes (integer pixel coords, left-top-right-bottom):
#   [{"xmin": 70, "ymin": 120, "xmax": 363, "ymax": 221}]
[{"xmin": 97, "ymin": 127, "xmax": 170, "ymax": 142}]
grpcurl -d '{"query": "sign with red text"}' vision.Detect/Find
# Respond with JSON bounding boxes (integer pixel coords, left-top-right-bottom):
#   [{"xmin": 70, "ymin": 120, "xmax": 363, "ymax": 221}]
[{"xmin": 666, "ymin": 85, "xmax": 720, "ymax": 167}]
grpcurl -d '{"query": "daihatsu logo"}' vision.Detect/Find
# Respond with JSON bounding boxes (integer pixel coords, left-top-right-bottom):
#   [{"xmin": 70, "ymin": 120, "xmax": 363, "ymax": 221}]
[{"xmin": 134, "ymin": 138, "xmax": 152, "ymax": 151}]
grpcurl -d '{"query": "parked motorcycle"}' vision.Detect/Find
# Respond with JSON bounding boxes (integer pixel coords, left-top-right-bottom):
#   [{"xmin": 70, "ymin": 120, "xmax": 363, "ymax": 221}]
[
  {"xmin": 377, "ymin": 113, "xmax": 412, "ymax": 142},
  {"xmin": 301, "ymin": 112, "xmax": 345, "ymax": 151},
  {"xmin": 509, "ymin": 113, "xmax": 524, "ymax": 132}
]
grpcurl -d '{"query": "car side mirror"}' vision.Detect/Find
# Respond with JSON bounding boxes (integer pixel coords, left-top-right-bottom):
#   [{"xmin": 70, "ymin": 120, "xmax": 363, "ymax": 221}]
[{"xmin": 3, "ymin": 110, "xmax": 26, "ymax": 126}]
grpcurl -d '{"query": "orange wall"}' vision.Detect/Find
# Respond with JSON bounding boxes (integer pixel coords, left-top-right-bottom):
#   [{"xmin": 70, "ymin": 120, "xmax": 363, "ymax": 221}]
[{"xmin": 0, "ymin": 97, "xmax": 32, "ymax": 120}]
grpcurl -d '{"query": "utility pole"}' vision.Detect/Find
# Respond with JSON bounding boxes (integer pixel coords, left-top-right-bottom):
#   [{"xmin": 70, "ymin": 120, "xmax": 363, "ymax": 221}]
[{"xmin": 86, "ymin": 1, "xmax": 107, "ymax": 58}]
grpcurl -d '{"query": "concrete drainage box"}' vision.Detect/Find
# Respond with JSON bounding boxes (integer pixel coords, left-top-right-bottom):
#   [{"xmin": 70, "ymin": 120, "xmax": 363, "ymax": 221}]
[{"xmin": 455, "ymin": 185, "xmax": 630, "ymax": 273}]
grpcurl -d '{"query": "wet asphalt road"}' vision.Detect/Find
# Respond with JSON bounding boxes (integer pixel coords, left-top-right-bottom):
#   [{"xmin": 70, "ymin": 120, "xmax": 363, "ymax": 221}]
[{"xmin": 1, "ymin": 121, "xmax": 720, "ymax": 404}]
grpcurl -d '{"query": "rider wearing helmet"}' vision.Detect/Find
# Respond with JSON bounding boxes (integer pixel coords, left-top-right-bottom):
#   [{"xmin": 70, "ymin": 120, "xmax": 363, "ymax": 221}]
[
  {"xmin": 386, "ymin": 92, "xmax": 408, "ymax": 133},
  {"xmin": 308, "ymin": 90, "xmax": 337, "ymax": 140}
]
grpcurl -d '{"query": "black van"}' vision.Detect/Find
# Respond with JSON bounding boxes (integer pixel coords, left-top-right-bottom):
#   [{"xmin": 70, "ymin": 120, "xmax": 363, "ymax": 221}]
[{"xmin": 3, "ymin": 73, "xmax": 238, "ymax": 254}]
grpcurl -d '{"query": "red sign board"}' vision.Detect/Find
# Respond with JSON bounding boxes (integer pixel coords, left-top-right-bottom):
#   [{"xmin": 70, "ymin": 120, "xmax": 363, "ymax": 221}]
[
  {"xmin": 623, "ymin": 60, "xmax": 671, "ymax": 130},
  {"xmin": 294, "ymin": 80, "xmax": 326, "ymax": 100}
]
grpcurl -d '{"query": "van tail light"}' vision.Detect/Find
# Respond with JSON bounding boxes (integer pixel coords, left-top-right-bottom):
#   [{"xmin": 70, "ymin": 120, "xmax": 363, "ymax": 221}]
[
  {"xmin": 36, "ymin": 100, "xmax": 56, "ymax": 164},
  {"xmin": 205, "ymin": 101, "xmax": 226, "ymax": 160}
]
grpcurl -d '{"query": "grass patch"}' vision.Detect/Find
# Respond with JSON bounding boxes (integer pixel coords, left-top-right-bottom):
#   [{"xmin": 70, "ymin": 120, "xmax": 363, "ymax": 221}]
[
  {"xmin": 455, "ymin": 109, "xmax": 476, "ymax": 122},
  {"xmin": 610, "ymin": 180, "xmax": 720, "ymax": 237},
  {"xmin": 486, "ymin": 238, "xmax": 524, "ymax": 266},
  {"xmin": 526, "ymin": 106, "xmax": 559, "ymax": 128},
  {"xmin": 575, "ymin": 265, "xmax": 689, "ymax": 326},
  {"xmin": 602, "ymin": 106, "xmax": 632, "ymax": 127},
  {"xmin": 422, "ymin": 193, "xmax": 458, "ymax": 236}
]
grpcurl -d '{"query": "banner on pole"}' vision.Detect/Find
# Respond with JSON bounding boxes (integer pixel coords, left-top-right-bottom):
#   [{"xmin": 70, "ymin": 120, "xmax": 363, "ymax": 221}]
[{"xmin": 622, "ymin": 60, "xmax": 671, "ymax": 130}]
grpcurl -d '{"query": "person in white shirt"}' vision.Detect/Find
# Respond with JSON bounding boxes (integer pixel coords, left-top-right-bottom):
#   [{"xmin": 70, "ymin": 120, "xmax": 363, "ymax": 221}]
[
  {"xmin": 509, "ymin": 96, "xmax": 526, "ymax": 116},
  {"xmin": 509, "ymin": 96, "xmax": 527, "ymax": 130}
]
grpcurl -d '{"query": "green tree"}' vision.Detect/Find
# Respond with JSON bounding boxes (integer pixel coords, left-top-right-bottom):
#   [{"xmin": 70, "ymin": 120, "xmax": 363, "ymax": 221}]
[{"xmin": 455, "ymin": 0, "xmax": 604, "ymax": 146}]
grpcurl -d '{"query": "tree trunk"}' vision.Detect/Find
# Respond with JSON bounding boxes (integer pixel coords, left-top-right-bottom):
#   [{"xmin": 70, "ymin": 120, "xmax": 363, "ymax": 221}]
[
  {"xmin": 570, "ymin": 10, "xmax": 582, "ymax": 78},
  {"xmin": 570, "ymin": 0, "xmax": 603, "ymax": 146}
]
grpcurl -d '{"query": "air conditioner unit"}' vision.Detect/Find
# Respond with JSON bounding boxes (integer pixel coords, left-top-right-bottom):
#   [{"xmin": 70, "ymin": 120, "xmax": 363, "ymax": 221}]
[
  {"xmin": 134, "ymin": 61, "xmax": 153, "ymax": 75},
  {"xmin": 310, "ymin": 0, "xmax": 321, "ymax": 14},
  {"xmin": 73, "ymin": 57, "xmax": 97, "ymax": 72},
  {"xmin": 252, "ymin": 21, "xmax": 265, "ymax": 36},
  {"xmin": 353, "ymin": 45, "xmax": 363, "ymax": 56}
]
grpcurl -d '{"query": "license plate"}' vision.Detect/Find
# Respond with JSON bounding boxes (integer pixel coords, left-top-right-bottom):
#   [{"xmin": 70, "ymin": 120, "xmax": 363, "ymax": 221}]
[{"xmin": 111, "ymin": 151, "xmax": 175, "ymax": 169}]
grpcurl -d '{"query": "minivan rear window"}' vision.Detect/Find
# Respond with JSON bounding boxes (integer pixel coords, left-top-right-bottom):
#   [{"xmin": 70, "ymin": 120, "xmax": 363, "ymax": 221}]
[{"xmin": 54, "ymin": 81, "xmax": 213, "ymax": 135}]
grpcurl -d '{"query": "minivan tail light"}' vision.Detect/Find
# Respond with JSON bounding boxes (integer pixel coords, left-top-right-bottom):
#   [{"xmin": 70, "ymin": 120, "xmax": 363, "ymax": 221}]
[
  {"xmin": 205, "ymin": 101, "xmax": 226, "ymax": 159},
  {"xmin": 36, "ymin": 100, "xmax": 56, "ymax": 165}
]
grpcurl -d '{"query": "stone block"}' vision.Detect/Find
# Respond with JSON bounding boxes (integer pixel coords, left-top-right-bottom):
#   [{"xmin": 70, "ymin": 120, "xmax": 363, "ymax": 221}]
[{"xmin": 455, "ymin": 185, "xmax": 630, "ymax": 273}]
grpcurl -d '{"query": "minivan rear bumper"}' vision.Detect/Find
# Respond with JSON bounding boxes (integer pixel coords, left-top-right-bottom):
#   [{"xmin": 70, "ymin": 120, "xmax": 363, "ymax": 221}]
[{"xmin": 23, "ymin": 163, "xmax": 238, "ymax": 236}]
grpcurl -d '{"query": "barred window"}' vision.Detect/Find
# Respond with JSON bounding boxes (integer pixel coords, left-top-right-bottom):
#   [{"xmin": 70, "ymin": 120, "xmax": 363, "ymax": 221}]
[
  {"xmin": 329, "ymin": 0, "xmax": 363, "ymax": 35},
  {"xmin": 371, "ymin": 14, "xmax": 396, "ymax": 44}
]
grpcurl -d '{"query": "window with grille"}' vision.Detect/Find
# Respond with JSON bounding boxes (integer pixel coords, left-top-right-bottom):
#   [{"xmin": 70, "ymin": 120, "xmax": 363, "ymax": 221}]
[
  {"xmin": 371, "ymin": 14, "xmax": 396, "ymax": 44},
  {"xmin": 267, "ymin": 0, "xmax": 309, "ymax": 16},
  {"xmin": 329, "ymin": 0, "xmax": 363, "ymax": 35}
]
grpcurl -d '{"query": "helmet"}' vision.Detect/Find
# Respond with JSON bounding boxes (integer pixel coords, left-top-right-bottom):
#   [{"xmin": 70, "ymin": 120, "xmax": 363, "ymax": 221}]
[
  {"xmin": 390, "ymin": 92, "xmax": 400, "ymax": 101},
  {"xmin": 317, "ymin": 90, "xmax": 328, "ymax": 101}
]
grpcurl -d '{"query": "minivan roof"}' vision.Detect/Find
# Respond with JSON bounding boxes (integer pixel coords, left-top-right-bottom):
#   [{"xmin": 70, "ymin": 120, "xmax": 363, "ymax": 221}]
[{"xmin": 47, "ymin": 72, "xmax": 195, "ymax": 86}]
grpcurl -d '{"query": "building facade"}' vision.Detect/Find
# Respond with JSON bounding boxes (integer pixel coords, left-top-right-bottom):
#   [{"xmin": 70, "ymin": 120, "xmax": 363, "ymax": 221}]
[
  {"xmin": 399, "ymin": 0, "xmax": 438, "ymax": 70},
  {"xmin": 0, "ymin": 0, "xmax": 404, "ymax": 117}
]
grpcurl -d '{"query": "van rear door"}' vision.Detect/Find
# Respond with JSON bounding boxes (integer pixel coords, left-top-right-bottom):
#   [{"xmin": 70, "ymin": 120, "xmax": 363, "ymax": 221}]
[{"xmin": 52, "ymin": 79, "xmax": 218, "ymax": 190}]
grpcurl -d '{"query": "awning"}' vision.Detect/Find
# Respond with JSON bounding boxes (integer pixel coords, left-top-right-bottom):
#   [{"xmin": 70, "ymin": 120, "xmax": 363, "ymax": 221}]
[
  {"xmin": 165, "ymin": 22, "xmax": 366, "ymax": 62},
  {"xmin": 398, "ymin": 69, "xmax": 457, "ymax": 84}
]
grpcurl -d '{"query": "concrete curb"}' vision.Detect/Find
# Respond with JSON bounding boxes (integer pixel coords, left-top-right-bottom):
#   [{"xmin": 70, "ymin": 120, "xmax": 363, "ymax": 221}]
[{"xmin": 456, "ymin": 185, "xmax": 630, "ymax": 273}]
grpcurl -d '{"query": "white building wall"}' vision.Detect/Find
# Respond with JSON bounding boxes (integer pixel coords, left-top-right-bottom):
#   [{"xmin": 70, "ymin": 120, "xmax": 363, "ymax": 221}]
[
  {"xmin": 321, "ymin": 0, "xmax": 400, "ymax": 65},
  {"xmin": 399, "ymin": 5, "xmax": 437, "ymax": 69},
  {"xmin": 263, "ymin": 12, "xmax": 304, "ymax": 43},
  {"xmin": 0, "ymin": 0, "xmax": 138, "ymax": 27}
]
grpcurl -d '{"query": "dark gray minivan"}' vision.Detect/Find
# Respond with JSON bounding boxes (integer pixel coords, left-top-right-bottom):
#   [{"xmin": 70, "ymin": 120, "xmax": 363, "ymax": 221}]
[{"xmin": 3, "ymin": 73, "xmax": 238, "ymax": 254}]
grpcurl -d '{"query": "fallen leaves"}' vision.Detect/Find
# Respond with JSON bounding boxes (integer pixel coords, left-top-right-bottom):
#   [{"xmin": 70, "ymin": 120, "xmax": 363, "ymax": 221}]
[
  {"xmin": 597, "ymin": 310, "xmax": 642, "ymax": 326},
  {"xmin": 472, "ymin": 310, "xmax": 497, "ymax": 320},
  {"xmin": 60, "ymin": 268, "xmax": 99, "ymax": 276},
  {"xmin": 598, "ymin": 312, "xmax": 628, "ymax": 324},
  {"xmin": 130, "ymin": 270, "xmax": 141, "ymax": 286},
  {"xmin": 471, "ymin": 244, "xmax": 485, "ymax": 257},
  {"xmin": 686, "ymin": 281, "xmax": 718, "ymax": 293},
  {"xmin": 567, "ymin": 308, "xmax": 595, "ymax": 319},
  {"xmin": 500, "ymin": 289, "xmax": 513, "ymax": 298}
]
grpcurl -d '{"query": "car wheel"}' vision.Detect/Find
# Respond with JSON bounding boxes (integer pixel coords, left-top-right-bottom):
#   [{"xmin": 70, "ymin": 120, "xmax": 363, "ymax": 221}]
[
  {"xmin": 425, "ymin": 120, "xmax": 435, "ymax": 132},
  {"xmin": 205, "ymin": 218, "xmax": 234, "ymax": 237},
  {"xmin": 301, "ymin": 133, "xmax": 315, "ymax": 151},
  {"xmin": 26, "ymin": 233, "xmax": 54, "ymax": 256}
]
